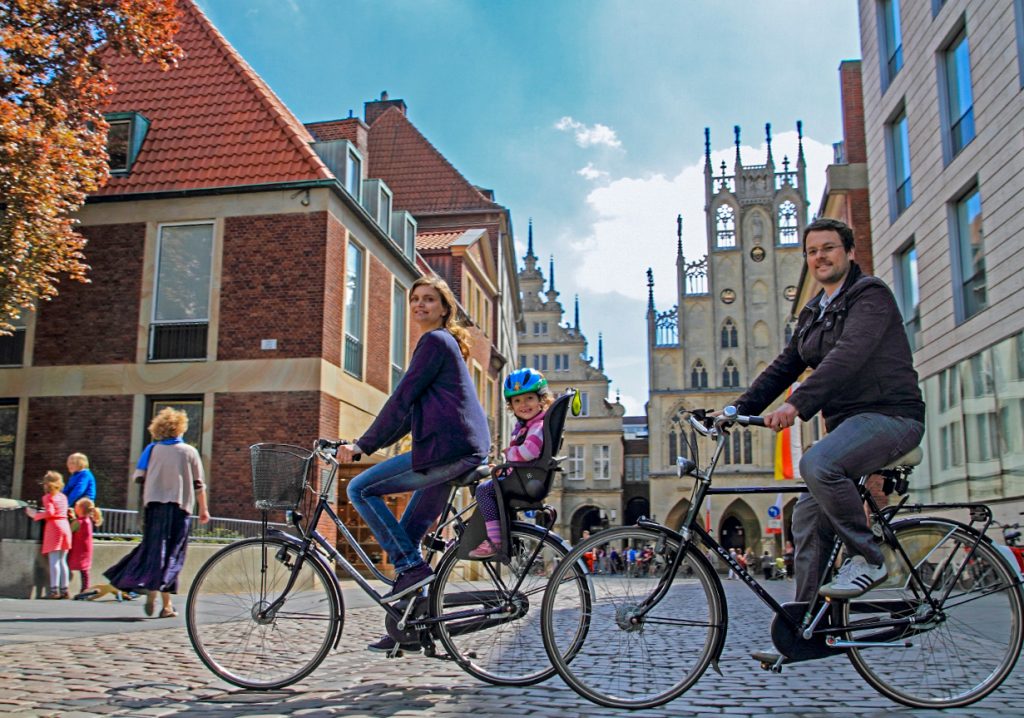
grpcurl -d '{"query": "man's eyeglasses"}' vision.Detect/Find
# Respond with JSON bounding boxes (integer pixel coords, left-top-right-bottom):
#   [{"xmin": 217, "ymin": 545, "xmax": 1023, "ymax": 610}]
[{"xmin": 804, "ymin": 244, "xmax": 844, "ymax": 259}]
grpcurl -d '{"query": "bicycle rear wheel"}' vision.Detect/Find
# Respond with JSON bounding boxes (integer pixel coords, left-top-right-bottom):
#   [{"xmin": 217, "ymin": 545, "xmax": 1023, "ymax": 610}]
[
  {"xmin": 186, "ymin": 536, "xmax": 341, "ymax": 689},
  {"xmin": 541, "ymin": 526, "xmax": 723, "ymax": 709},
  {"xmin": 840, "ymin": 519, "xmax": 1024, "ymax": 708},
  {"xmin": 430, "ymin": 524, "xmax": 585, "ymax": 686}
]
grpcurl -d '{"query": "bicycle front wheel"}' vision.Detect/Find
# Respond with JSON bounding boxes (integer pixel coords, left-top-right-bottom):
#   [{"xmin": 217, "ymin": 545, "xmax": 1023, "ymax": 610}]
[
  {"xmin": 840, "ymin": 519, "xmax": 1024, "ymax": 708},
  {"xmin": 541, "ymin": 526, "xmax": 724, "ymax": 709},
  {"xmin": 430, "ymin": 524, "xmax": 585, "ymax": 686},
  {"xmin": 186, "ymin": 536, "xmax": 341, "ymax": 689}
]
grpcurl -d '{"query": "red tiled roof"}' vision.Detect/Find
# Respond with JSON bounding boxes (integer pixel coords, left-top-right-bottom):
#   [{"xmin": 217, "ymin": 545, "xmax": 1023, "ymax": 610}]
[
  {"xmin": 306, "ymin": 118, "xmax": 364, "ymax": 144},
  {"xmin": 94, "ymin": 0, "xmax": 330, "ymax": 197},
  {"xmin": 367, "ymin": 107, "xmax": 499, "ymax": 214},
  {"xmin": 416, "ymin": 230, "xmax": 466, "ymax": 250}
]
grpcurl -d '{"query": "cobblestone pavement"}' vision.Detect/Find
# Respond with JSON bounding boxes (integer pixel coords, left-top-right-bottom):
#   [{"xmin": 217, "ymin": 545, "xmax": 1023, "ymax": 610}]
[{"xmin": 1, "ymin": 579, "xmax": 1022, "ymax": 718}]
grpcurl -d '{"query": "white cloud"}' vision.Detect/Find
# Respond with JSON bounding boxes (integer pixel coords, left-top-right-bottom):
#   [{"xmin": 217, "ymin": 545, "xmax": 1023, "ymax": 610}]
[
  {"xmin": 555, "ymin": 116, "xmax": 623, "ymax": 149},
  {"xmin": 577, "ymin": 163, "xmax": 609, "ymax": 181},
  {"xmin": 568, "ymin": 131, "xmax": 834, "ymax": 307}
]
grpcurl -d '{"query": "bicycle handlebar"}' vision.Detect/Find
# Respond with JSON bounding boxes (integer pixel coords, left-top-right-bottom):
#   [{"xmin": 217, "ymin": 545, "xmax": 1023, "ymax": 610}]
[
  {"xmin": 315, "ymin": 438, "xmax": 361, "ymax": 461},
  {"xmin": 687, "ymin": 405, "xmax": 765, "ymax": 437}
]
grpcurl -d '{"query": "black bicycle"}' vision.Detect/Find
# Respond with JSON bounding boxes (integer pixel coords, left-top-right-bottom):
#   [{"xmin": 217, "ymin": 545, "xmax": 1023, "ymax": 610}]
[
  {"xmin": 185, "ymin": 436, "xmax": 587, "ymax": 690},
  {"xmin": 541, "ymin": 406, "xmax": 1024, "ymax": 710}
]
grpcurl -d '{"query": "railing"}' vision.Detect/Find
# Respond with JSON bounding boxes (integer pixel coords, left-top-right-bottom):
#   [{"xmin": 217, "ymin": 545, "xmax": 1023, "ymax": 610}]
[
  {"xmin": 344, "ymin": 333, "xmax": 363, "ymax": 378},
  {"xmin": 95, "ymin": 508, "xmax": 288, "ymax": 542},
  {"xmin": 149, "ymin": 321, "xmax": 208, "ymax": 361}
]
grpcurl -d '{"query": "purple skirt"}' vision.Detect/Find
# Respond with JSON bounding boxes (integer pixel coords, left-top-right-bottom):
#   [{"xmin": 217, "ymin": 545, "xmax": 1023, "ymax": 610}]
[{"xmin": 104, "ymin": 502, "xmax": 191, "ymax": 594}]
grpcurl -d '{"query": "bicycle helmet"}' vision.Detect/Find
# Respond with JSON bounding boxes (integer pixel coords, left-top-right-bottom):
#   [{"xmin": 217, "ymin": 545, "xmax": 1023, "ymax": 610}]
[{"xmin": 504, "ymin": 368, "xmax": 548, "ymax": 399}]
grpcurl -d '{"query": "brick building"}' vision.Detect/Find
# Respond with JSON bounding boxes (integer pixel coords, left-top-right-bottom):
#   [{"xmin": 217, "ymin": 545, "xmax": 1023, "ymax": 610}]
[
  {"xmin": 0, "ymin": 0, "xmax": 425, "ymax": 545},
  {"xmin": 318, "ymin": 94, "xmax": 523, "ymax": 448}
]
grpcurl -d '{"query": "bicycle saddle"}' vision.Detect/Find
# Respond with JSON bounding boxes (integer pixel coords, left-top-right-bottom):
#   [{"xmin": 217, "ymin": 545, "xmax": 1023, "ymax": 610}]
[
  {"xmin": 880, "ymin": 446, "xmax": 922, "ymax": 470},
  {"xmin": 449, "ymin": 464, "xmax": 492, "ymax": 487}
]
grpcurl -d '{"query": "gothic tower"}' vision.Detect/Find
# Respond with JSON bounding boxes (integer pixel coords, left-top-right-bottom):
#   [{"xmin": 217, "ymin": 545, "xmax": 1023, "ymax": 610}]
[{"xmin": 645, "ymin": 123, "xmax": 808, "ymax": 553}]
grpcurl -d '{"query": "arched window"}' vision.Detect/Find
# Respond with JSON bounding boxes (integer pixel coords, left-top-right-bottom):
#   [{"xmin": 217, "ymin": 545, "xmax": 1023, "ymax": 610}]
[
  {"xmin": 691, "ymin": 359, "xmax": 708, "ymax": 389},
  {"xmin": 716, "ymin": 204, "xmax": 736, "ymax": 248},
  {"xmin": 722, "ymin": 359, "xmax": 740, "ymax": 388},
  {"xmin": 751, "ymin": 280, "xmax": 768, "ymax": 305},
  {"xmin": 668, "ymin": 431, "xmax": 677, "ymax": 467},
  {"xmin": 743, "ymin": 430, "xmax": 753, "ymax": 463},
  {"xmin": 753, "ymin": 320, "xmax": 770, "ymax": 349},
  {"xmin": 720, "ymin": 318, "xmax": 738, "ymax": 348},
  {"xmin": 778, "ymin": 200, "xmax": 798, "ymax": 245}
]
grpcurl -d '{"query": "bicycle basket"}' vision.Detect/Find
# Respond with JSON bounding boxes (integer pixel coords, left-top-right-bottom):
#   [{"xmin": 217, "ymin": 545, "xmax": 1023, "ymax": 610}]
[{"xmin": 250, "ymin": 443, "xmax": 314, "ymax": 511}]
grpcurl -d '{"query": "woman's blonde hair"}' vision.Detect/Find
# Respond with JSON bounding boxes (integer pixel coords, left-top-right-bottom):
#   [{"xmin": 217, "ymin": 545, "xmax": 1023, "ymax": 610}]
[
  {"xmin": 74, "ymin": 497, "xmax": 103, "ymax": 527},
  {"xmin": 42, "ymin": 471, "xmax": 63, "ymax": 492},
  {"xmin": 410, "ymin": 276, "xmax": 471, "ymax": 359},
  {"xmin": 148, "ymin": 407, "xmax": 189, "ymax": 441},
  {"xmin": 67, "ymin": 452, "xmax": 89, "ymax": 470}
]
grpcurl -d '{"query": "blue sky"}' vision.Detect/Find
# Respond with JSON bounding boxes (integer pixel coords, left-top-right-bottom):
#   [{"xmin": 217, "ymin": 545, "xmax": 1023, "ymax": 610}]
[{"xmin": 197, "ymin": 0, "xmax": 863, "ymax": 414}]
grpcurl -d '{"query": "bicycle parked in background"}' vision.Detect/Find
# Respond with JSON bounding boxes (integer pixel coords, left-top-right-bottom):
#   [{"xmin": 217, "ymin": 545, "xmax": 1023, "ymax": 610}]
[{"xmin": 541, "ymin": 406, "xmax": 1024, "ymax": 710}]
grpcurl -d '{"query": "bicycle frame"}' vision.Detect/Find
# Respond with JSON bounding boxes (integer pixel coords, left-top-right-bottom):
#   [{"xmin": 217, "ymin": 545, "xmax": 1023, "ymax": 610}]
[
  {"xmin": 260, "ymin": 445, "xmax": 558, "ymax": 633},
  {"xmin": 635, "ymin": 410, "xmax": 1005, "ymax": 642}
]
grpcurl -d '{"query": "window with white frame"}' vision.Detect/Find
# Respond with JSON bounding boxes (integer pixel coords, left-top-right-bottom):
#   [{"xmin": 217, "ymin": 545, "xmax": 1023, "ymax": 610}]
[
  {"xmin": 593, "ymin": 444, "xmax": 610, "ymax": 480},
  {"xmin": 943, "ymin": 26, "xmax": 975, "ymax": 158},
  {"xmin": 346, "ymin": 146, "xmax": 362, "ymax": 199},
  {"xmin": 554, "ymin": 353, "xmax": 570, "ymax": 372},
  {"xmin": 567, "ymin": 445, "xmax": 584, "ymax": 479},
  {"xmin": 531, "ymin": 354, "xmax": 548, "ymax": 372},
  {"xmin": 391, "ymin": 281, "xmax": 407, "ymax": 390},
  {"xmin": 149, "ymin": 222, "xmax": 214, "ymax": 361},
  {"xmin": 578, "ymin": 391, "xmax": 589, "ymax": 416},
  {"xmin": 344, "ymin": 241, "xmax": 365, "ymax": 378}
]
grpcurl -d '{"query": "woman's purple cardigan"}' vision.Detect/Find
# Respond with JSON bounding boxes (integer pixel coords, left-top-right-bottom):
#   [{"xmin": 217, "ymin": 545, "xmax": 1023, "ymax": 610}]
[{"xmin": 357, "ymin": 328, "xmax": 489, "ymax": 471}]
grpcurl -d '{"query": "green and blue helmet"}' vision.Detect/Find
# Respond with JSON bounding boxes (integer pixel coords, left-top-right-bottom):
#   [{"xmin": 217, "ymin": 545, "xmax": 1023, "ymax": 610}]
[{"xmin": 504, "ymin": 368, "xmax": 548, "ymax": 399}]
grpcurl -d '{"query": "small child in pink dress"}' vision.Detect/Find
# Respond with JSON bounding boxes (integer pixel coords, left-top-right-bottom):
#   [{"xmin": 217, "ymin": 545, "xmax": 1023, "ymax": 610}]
[
  {"xmin": 69, "ymin": 498, "xmax": 103, "ymax": 596},
  {"xmin": 25, "ymin": 471, "xmax": 73, "ymax": 599},
  {"xmin": 469, "ymin": 368, "xmax": 553, "ymax": 559}
]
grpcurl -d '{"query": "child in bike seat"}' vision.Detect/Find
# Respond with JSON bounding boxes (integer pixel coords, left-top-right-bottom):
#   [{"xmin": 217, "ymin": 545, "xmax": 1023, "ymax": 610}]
[{"xmin": 468, "ymin": 368, "xmax": 553, "ymax": 559}]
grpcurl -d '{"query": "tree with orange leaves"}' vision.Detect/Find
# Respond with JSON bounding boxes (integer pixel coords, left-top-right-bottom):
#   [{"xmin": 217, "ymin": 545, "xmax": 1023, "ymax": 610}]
[{"xmin": 0, "ymin": 0, "xmax": 183, "ymax": 332}]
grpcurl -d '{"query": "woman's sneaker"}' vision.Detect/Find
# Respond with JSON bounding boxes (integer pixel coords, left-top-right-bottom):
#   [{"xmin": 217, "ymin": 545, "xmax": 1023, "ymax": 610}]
[
  {"xmin": 382, "ymin": 563, "xmax": 434, "ymax": 602},
  {"xmin": 819, "ymin": 555, "xmax": 887, "ymax": 598},
  {"xmin": 468, "ymin": 539, "xmax": 501, "ymax": 559}
]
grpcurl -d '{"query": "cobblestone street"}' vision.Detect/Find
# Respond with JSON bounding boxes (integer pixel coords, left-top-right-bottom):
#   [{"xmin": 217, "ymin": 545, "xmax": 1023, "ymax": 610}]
[{"xmin": 1, "ymin": 579, "xmax": 1022, "ymax": 717}]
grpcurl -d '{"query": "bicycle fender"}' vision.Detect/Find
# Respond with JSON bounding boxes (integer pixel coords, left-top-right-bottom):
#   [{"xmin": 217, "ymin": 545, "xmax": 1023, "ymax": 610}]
[
  {"xmin": 267, "ymin": 529, "xmax": 346, "ymax": 648},
  {"xmin": 510, "ymin": 520, "xmax": 572, "ymax": 552},
  {"xmin": 682, "ymin": 542, "xmax": 729, "ymax": 672},
  {"xmin": 889, "ymin": 516, "xmax": 1024, "ymax": 587}
]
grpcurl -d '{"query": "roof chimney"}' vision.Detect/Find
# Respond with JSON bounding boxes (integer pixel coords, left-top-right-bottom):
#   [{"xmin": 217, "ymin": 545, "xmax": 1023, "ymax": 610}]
[{"xmin": 365, "ymin": 90, "xmax": 407, "ymax": 125}]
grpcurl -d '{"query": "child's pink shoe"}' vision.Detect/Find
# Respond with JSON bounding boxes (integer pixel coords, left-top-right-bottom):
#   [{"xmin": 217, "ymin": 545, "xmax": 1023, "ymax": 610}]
[{"xmin": 468, "ymin": 539, "xmax": 501, "ymax": 559}]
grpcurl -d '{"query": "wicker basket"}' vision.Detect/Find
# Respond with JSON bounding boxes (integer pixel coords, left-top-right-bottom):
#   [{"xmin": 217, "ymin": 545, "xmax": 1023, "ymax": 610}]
[{"xmin": 250, "ymin": 443, "xmax": 313, "ymax": 511}]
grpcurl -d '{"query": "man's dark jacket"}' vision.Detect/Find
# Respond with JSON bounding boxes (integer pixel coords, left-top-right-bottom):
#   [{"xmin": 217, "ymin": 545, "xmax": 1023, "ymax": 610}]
[{"xmin": 735, "ymin": 262, "xmax": 924, "ymax": 432}]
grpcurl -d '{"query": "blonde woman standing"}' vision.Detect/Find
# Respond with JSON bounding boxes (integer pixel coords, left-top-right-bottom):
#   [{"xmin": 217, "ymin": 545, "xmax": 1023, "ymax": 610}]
[{"xmin": 104, "ymin": 408, "xmax": 210, "ymax": 618}]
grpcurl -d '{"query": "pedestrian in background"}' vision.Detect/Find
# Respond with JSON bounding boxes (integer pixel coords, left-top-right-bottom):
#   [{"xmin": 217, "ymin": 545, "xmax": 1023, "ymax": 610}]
[
  {"xmin": 69, "ymin": 498, "xmax": 102, "ymax": 597},
  {"xmin": 63, "ymin": 453, "xmax": 96, "ymax": 506},
  {"xmin": 105, "ymin": 407, "xmax": 210, "ymax": 619},
  {"xmin": 760, "ymin": 550, "xmax": 774, "ymax": 581},
  {"xmin": 25, "ymin": 471, "xmax": 73, "ymax": 599}
]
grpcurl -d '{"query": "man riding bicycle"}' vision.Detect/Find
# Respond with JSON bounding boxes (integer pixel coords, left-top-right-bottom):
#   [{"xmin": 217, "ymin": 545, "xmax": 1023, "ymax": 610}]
[{"xmin": 733, "ymin": 218, "xmax": 924, "ymax": 602}]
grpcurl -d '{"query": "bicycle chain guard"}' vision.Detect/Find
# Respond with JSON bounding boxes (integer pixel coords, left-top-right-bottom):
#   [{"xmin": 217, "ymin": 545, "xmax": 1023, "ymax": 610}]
[
  {"xmin": 770, "ymin": 602, "xmax": 842, "ymax": 662},
  {"xmin": 386, "ymin": 595, "xmax": 429, "ymax": 645}
]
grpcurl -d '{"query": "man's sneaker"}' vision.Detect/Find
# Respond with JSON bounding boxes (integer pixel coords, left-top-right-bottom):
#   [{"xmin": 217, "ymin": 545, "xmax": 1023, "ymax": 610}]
[
  {"xmin": 819, "ymin": 555, "xmax": 888, "ymax": 598},
  {"xmin": 366, "ymin": 634, "xmax": 421, "ymax": 653},
  {"xmin": 382, "ymin": 563, "xmax": 434, "ymax": 602}
]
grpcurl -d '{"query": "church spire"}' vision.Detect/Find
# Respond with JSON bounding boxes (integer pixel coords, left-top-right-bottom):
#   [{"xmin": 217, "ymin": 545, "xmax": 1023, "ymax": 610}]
[
  {"xmin": 548, "ymin": 254, "xmax": 555, "ymax": 292},
  {"xmin": 526, "ymin": 217, "xmax": 535, "ymax": 258},
  {"xmin": 734, "ymin": 125, "xmax": 742, "ymax": 167},
  {"xmin": 765, "ymin": 122, "xmax": 774, "ymax": 167},
  {"xmin": 647, "ymin": 268, "xmax": 654, "ymax": 312},
  {"xmin": 796, "ymin": 120, "xmax": 805, "ymax": 166},
  {"xmin": 574, "ymin": 294, "xmax": 580, "ymax": 331},
  {"xmin": 704, "ymin": 127, "xmax": 711, "ymax": 170},
  {"xmin": 676, "ymin": 214, "xmax": 683, "ymax": 258},
  {"xmin": 598, "ymin": 333, "xmax": 604, "ymax": 372}
]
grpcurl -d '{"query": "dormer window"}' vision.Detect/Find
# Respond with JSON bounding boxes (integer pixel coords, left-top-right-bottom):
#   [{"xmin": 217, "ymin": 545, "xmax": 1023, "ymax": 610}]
[
  {"xmin": 362, "ymin": 179, "xmax": 394, "ymax": 236},
  {"xmin": 104, "ymin": 112, "xmax": 150, "ymax": 174},
  {"xmin": 346, "ymin": 146, "xmax": 362, "ymax": 198}
]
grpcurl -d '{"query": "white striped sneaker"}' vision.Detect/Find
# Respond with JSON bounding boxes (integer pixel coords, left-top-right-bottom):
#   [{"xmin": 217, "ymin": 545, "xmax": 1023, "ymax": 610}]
[{"xmin": 819, "ymin": 555, "xmax": 887, "ymax": 599}]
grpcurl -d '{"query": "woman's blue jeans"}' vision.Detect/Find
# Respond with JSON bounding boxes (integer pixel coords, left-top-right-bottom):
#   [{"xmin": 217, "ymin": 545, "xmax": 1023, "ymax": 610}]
[{"xmin": 346, "ymin": 452, "xmax": 486, "ymax": 574}]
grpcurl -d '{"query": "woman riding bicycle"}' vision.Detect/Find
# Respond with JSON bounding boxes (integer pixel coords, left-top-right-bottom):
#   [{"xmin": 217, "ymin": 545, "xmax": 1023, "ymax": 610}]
[{"xmin": 336, "ymin": 276, "xmax": 489, "ymax": 647}]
